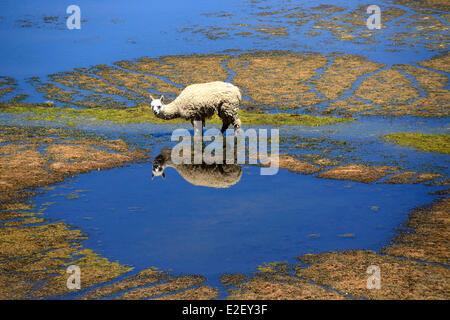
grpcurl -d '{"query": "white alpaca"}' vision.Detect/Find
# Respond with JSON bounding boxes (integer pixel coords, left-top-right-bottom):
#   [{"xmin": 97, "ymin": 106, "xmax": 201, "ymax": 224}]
[{"xmin": 150, "ymin": 81, "xmax": 242, "ymax": 133}]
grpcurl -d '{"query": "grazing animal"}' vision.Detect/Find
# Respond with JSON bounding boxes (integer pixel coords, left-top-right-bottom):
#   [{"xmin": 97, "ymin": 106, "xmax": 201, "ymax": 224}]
[
  {"xmin": 150, "ymin": 81, "xmax": 242, "ymax": 133},
  {"xmin": 152, "ymin": 150, "xmax": 242, "ymax": 188}
]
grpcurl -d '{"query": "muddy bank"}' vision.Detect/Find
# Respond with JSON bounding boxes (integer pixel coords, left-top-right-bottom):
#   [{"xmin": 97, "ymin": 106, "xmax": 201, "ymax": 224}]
[
  {"xmin": 224, "ymin": 197, "xmax": 449, "ymax": 300},
  {"xmin": 180, "ymin": 2, "xmax": 448, "ymax": 52},
  {"xmin": 265, "ymin": 153, "xmax": 446, "ymax": 185},
  {"xmin": 0, "ymin": 125, "xmax": 448, "ymax": 299},
  {"xmin": 380, "ymin": 198, "xmax": 449, "ymax": 265},
  {"xmin": 2, "ymin": 51, "xmax": 448, "ymax": 118},
  {"xmin": 0, "ymin": 126, "xmax": 148, "ymax": 203},
  {"xmin": 0, "ymin": 126, "xmax": 224, "ymax": 300},
  {"xmin": 0, "ymin": 126, "xmax": 149, "ymax": 299}
]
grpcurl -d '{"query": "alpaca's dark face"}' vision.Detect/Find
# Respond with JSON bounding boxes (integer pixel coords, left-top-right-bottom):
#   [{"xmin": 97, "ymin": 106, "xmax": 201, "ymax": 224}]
[{"xmin": 151, "ymin": 155, "xmax": 166, "ymax": 179}]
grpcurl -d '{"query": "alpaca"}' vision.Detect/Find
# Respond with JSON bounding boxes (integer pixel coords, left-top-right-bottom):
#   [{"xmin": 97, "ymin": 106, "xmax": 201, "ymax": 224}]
[
  {"xmin": 151, "ymin": 150, "xmax": 242, "ymax": 188},
  {"xmin": 150, "ymin": 81, "xmax": 242, "ymax": 133}
]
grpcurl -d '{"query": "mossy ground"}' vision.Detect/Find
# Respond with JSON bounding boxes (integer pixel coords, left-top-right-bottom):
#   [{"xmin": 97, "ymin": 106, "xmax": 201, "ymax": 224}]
[
  {"xmin": 0, "ymin": 126, "xmax": 151, "ymax": 299},
  {"xmin": 2, "ymin": 50, "xmax": 447, "ymax": 118},
  {"xmin": 0, "ymin": 102, "xmax": 354, "ymax": 127},
  {"xmin": 180, "ymin": 2, "xmax": 449, "ymax": 50},
  {"xmin": 263, "ymin": 134, "xmax": 446, "ymax": 185},
  {"xmin": 0, "ymin": 126, "xmax": 220, "ymax": 300},
  {"xmin": 0, "ymin": 126, "xmax": 148, "ymax": 202},
  {"xmin": 383, "ymin": 133, "xmax": 450, "ymax": 154},
  {"xmin": 1, "ymin": 123, "xmax": 446, "ymax": 299},
  {"xmin": 1, "ymin": 51, "xmax": 449, "ymax": 119}
]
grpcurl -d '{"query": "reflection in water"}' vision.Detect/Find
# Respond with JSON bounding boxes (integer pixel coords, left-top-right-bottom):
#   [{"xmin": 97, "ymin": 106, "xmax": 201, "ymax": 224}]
[{"xmin": 152, "ymin": 149, "xmax": 242, "ymax": 188}]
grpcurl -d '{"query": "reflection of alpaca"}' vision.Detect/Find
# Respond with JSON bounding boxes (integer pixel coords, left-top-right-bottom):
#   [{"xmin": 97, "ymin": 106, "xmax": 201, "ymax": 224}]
[
  {"xmin": 152, "ymin": 150, "xmax": 242, "ymax": 188},
  {"xmin": 150, "ymin": 81, "xmax": 242, "ymax": 133}
]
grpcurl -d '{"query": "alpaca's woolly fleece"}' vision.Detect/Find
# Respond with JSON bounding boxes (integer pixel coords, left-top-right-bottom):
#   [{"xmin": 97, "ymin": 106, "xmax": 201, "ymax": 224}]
[
  {"xmin": 154, "ymin": 81, "xmax": 242, "ymax": 130},
  {"xmin": 172, "ymin": 163, "xmax": 242, "ymax": 188}
]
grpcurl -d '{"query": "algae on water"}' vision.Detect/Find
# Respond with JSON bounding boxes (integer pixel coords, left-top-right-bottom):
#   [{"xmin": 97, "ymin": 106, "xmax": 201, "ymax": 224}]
[
  {"xmin": 383, "ymin": 133, "xmax": 450, "ymax": 154},
  {"xmin": 0, "ymin": 103, "xmax": 354, "ymax": 127}
]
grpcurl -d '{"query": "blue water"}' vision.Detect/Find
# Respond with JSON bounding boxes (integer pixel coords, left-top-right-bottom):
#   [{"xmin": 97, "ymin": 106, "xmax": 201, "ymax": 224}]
[
  {"xmin": 1, "ymin": 112, "xmax": 447, "ymax": 177},
  {"xmin": 33, "ymin": 163, "xmax": 439, "ymax": 280},
  {"xmin": 0, "ymin": 0, "xmax": 447, "ymax": 79},
  {"xmin": 1, "ymin": 0, "xmax": 448, "ymax": 296}
]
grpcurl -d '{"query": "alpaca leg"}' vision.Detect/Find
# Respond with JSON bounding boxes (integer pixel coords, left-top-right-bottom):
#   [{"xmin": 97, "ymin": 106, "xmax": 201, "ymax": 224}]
[
  {"xmin": 220, "ymin": 121, "xmax": 230, "ymax": 134},
  {"xmin": 192, "ymin": 118, "xmax": 203, "ymax": 136}
]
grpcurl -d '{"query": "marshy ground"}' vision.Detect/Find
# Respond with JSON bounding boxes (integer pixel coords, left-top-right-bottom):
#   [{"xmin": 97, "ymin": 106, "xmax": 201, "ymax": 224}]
[{"xmin": 0, "ymin": 0, "xmax": 449, "ymax": 299}]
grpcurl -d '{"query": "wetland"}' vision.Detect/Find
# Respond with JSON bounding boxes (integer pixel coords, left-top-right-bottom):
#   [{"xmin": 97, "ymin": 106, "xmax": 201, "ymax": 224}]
[{"xmin": 0, "ymin": 0, "xmax": 448, "ymax": 300}]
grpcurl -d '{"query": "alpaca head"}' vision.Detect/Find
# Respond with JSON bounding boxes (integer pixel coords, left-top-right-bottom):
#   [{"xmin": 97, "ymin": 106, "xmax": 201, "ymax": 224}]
[
  {"xmin": 150, "ymin": 95, "xmax": 164, "ymax": 116},
  {"xmin": 151, "ymin": 154, "xmax": 166, "ymax": 179}
]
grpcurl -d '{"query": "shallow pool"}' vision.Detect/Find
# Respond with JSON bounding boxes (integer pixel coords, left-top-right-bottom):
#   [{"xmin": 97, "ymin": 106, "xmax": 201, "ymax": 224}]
[{"xmin": 34, "ymin": 161, "xmax": 439, "ymax": 282}]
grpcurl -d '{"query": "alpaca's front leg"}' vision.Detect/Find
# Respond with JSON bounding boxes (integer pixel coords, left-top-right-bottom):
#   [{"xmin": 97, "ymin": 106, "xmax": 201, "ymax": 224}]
[
  {"xmin": 220, "ymin": 121, "xmax": 230, "ymax": 134},
  {"xmin": 191, "ymin": 119, "xmax": 203, "ymax": 136}
]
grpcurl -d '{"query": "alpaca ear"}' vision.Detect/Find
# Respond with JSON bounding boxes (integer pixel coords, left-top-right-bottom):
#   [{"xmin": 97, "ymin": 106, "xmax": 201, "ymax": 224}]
[
  {"xmin": 160, "ymin": 95, "xmax": 164, "ymax": 102},
  {"xmin": 162, "ymin": 172, "xmax": 166, "ymax": 179},
  {"xmin": 150, "ymin": 95, "xmax": 155, "ymax": 101}
]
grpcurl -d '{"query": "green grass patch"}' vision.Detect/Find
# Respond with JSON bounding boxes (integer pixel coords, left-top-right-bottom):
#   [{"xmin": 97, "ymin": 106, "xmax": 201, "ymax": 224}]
[
  {"xmin": 0, "ymin": 103, "xmax": 354, "ymax": 127},
  {"xmin": 383, "ymin": 132, "xmax": 450, "ymax": 154}
]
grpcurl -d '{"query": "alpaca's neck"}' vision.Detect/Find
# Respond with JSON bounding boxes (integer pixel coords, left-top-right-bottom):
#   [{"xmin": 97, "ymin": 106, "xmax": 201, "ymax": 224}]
[
  {"xmin": 160, "ymin": 150, "xmax": 174, "ymax": 166},
  {"xmin": 157, "ymin": 102, "xmax": 180, "ymax": 120}
]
